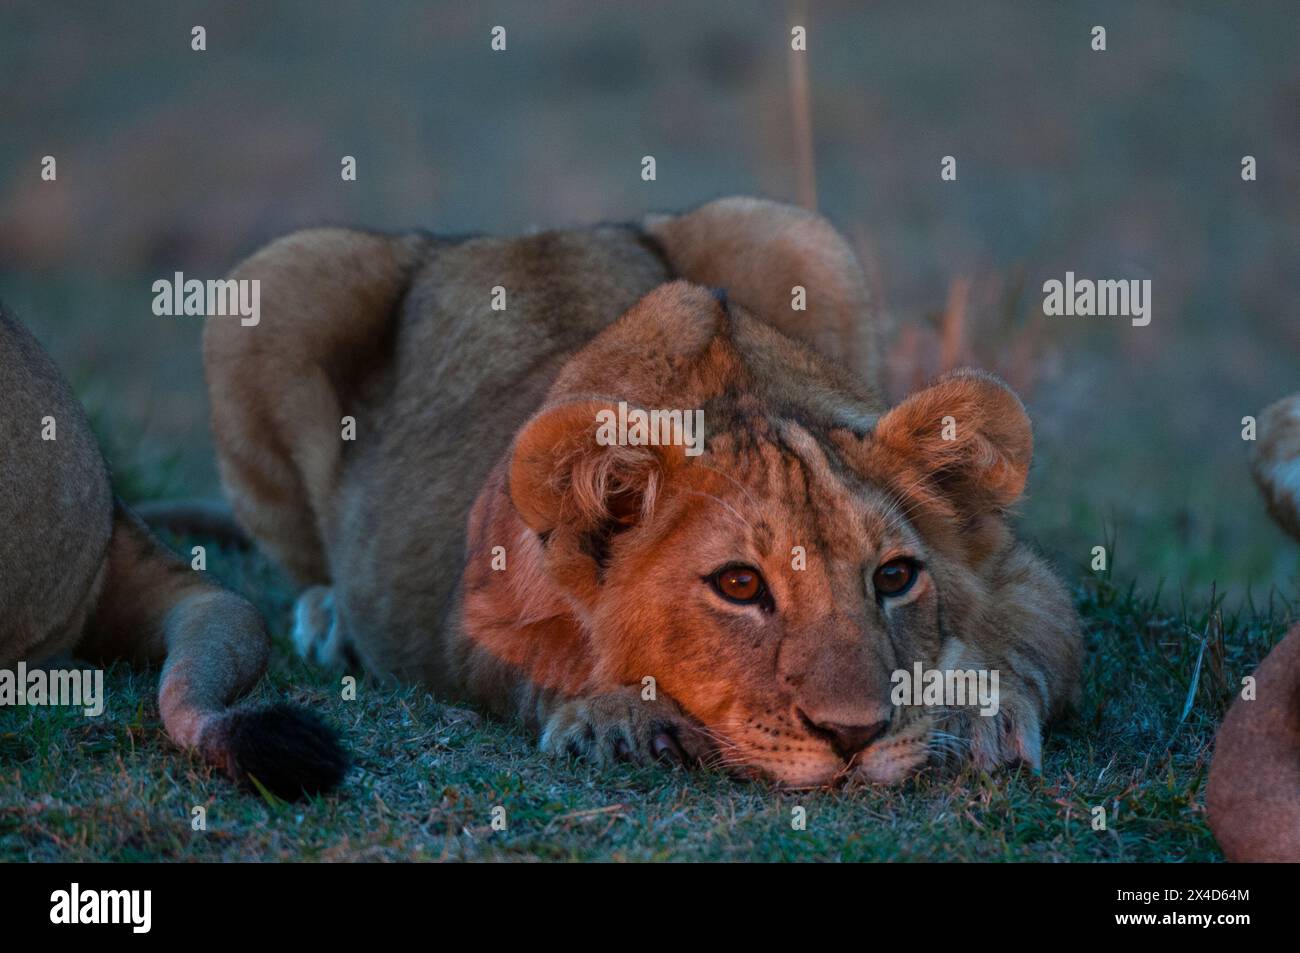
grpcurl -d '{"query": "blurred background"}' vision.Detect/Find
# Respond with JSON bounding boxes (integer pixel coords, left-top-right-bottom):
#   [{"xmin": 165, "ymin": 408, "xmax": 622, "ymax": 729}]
[{"xmin": 1, "ymin": 0, "xmax": 1297, "ymax": 605}]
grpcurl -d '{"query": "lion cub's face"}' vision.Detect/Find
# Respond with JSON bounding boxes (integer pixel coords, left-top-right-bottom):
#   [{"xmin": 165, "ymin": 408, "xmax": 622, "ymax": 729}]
[
  {"xmin": 510, "ymin": 341, "xmax": 1032, "ymax": 788},
  {"xmin": 589, "ymin": 428, "xmax": 957, "ymax": 787}
]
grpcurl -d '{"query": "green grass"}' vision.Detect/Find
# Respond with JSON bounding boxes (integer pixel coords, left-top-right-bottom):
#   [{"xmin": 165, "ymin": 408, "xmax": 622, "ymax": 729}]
[{"xmin": 1, "ymin": 528, "xmax": 1293, "ymax": 862}]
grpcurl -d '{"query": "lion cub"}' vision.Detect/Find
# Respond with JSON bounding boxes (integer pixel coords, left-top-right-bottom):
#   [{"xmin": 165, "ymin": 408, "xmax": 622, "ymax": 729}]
[
  {"xmin": 207, "ymin": 197, "xmax": 1082, "ymax": 786},
  {"xmin": 0, "ymin": 309, "xmax": 345, "ymax": 797}
]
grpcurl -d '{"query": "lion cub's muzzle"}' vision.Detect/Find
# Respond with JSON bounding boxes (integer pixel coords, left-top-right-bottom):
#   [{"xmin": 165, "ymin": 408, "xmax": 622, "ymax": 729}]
[{"xmin": 795, "ymin": 707, "xmax": 889, "ymax": 762}]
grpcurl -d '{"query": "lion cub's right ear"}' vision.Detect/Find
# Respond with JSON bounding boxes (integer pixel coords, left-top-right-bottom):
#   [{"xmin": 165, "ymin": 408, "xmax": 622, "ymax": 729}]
[{"xmin": 509, "ymin": 400, "xmax": 685, "ymax": 535}]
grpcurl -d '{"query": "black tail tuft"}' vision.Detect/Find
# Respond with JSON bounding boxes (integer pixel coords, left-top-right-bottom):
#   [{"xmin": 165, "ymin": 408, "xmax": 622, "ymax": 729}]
[{"xmin": 221, "ymin": 702, "xmax": 349, "ymax": 799}]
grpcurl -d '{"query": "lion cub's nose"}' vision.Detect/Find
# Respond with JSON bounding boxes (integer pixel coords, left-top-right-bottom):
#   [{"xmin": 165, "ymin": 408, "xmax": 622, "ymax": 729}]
[{"xmin": 799, "ymin": 710, "xmax": 888, "ymax": 760}]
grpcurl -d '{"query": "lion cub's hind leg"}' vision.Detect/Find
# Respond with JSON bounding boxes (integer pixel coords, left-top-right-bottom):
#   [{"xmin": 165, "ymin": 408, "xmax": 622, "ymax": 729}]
[{"xmin": 292, "ymin": 586, "xmax": 358, "ymax": 671}]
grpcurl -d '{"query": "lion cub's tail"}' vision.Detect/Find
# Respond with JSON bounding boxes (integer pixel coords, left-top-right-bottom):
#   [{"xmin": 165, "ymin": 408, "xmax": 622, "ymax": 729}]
[
  {"xmin": 83, "ymin": 503, "xmax": 347, "ymax": 798},
  {"xmin": 133, "ymin": 498, "xmax": 250, "ymax": 550}
]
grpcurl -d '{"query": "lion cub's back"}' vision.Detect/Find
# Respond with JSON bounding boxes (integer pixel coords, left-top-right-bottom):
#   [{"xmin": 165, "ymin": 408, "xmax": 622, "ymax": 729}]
[
  {"xmin": 394, "ymin": 224, "xmax": 673, "ymax": 413},
  {"xmin": 327, "ymin": 225, "xmax": 670, "ymax": 678},
  {"xmin": 349, "ymin": 224, "xmax": 674, "ymax": 526}
]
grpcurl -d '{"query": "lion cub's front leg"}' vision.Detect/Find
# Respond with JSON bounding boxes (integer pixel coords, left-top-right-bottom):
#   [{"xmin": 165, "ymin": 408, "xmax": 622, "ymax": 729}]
[
  {"xmin": 539, "ymin": 688, "xmax": 715, "ymax": 768},
  {"xmin": 939, "ymin": 545, "xmax": 1083, "ymax": 773}
]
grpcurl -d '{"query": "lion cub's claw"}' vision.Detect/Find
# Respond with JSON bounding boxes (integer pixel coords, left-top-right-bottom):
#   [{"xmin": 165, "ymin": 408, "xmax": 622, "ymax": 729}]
[{"xmin": 540, "ymin": 690, "xmax": 710, "ymax": 769}]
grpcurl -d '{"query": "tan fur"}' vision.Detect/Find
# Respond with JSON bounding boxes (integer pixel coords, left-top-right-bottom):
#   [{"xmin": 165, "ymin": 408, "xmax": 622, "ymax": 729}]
[
  {"xmin": 644, "ymin": 196, "xmax": 876, "ymax": 378},
  {"xmin": 1250, "ymin": 394, "xmax": 1300, "ymax": 541},
  {"xmin": 207, "ymin": 228, "xmax": 432, "ymax": 584},
  {"xmin": 206, "ymin": 196, "xmax": 1082, "ymax": 786},
  {"xmin": 1207, "ymin": 393, "xmax": 1300, "ymax": 860},
  {"xmin": 1, "ymin": 309, "xmax": 343, "ymax": 797},
  {"xmin": 0, "ymin": 309, "xmax": 113, "ymax": 666},
  {"xmin": 1207, "ymin": 622, "xmax": 1300, "ymax": 862}
]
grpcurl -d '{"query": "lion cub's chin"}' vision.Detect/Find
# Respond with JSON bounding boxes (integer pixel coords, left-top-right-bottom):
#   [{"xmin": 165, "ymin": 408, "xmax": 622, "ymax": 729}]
[
  {"xmin": 849, "ymin": 741, "xmax": 933, "ymax": 786},
  {"xmin": 752, "ymin": 740, "xmax": 932, "ymax": 789},
  {"xmin": 758, "ymin": 747, "xmax": 929, "ymax": 789}
]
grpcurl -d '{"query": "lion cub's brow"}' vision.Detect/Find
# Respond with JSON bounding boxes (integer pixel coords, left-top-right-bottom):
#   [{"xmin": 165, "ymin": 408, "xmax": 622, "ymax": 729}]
[{"xmin": 706, "ymin": 429, "xmax": 907, "ymax": 564}]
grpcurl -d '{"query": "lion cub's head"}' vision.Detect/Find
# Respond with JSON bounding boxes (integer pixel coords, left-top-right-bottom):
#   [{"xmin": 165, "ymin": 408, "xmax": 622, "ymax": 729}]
[{"xmin": 506, "ymin": 282, "xmax": 1035, "ymax": 786}]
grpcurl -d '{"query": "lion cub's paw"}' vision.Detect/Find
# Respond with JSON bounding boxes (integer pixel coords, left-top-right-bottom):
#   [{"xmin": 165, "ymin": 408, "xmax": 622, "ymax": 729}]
[
  {"xmin": 964, "ymin": 692, "xmax": 1044, "ymax": 774},
  {"xmin": 539, "ymin": 689, "xmax": 712, "ymax": 769},
  {"xmin": 291, "ymin": 586, "xmax": 352, "ymax": 670}
]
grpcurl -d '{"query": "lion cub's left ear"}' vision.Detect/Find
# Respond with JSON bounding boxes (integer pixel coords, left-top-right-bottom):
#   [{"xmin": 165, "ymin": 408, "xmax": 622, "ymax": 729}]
[
  {"xmin": 509, "ymin": 399, "xmax": 685, "ymax": 535},
  {"xmin": 869, "ymin": 370, "xmax": 1033, "ymax": 513}
]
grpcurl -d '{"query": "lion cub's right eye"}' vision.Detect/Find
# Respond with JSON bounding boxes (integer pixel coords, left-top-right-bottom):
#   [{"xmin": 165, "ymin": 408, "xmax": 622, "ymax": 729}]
[{"xmin": 707, "ymin": 564, "xmax": 770, "ymax": 608}]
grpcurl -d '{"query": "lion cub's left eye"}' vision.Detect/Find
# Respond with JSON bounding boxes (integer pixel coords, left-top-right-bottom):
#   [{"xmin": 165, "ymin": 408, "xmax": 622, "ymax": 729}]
[
  {"xmin": 707, "ymin": 565, "xmax": 769, "ymax": 607},
  {"xmin": 872, "ymin": 558, "xmax": 920, "ymax": 599}
]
